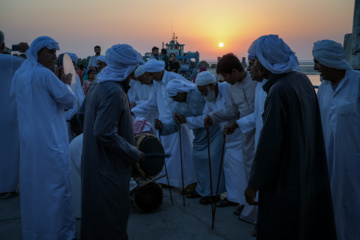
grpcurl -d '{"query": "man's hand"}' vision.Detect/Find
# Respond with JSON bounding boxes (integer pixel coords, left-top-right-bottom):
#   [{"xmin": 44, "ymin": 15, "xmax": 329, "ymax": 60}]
[
  {"xmin": 204, "ymin": 115, "xmax": 213, "ymax": 128},
  {"xmin": 130, "ymin": 102, "xmax": 136, "ymax": 109},
  {"xmin": 18, "ymin": 42, "xmax": 29, "ymax": 53},
  {"xmin": 245, "ymin": 185, "xmax": 259, "ymax": 205},
  {"xmin": 139, "ymin": 151, "xmax": 145, "ymax": 162},
  {"xmin": 154, "ymin": 119, "xmax": 163, "ymax": 130},
  {"xmin": 174, "ymin": 113, "xmax": 186, "ymax": 124},
  {"xmin": 223, "ymin": 121, "xmax": 239, "ymax": 135}
]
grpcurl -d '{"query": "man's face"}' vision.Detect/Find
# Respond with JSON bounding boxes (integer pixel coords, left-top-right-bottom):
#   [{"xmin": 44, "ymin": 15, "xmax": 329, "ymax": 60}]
[
  {"xmin": 152, "ymin": 49, "xmax": 159, "ymax": 56},
  {"xmin": 196, "ymin": 83, "xmax": 216, "ymax": 96},
  {"xmin": 152, "ymin": 71, "xmax": 163, "ymax": 81},
  {"xmin": 171, "ymin": 92, "xmax": 187, "ymax": 102},
  {"xmin": 37, "ymin": 47, "xmax": 57, "ymax": 69},
  {"xmin": 313, "ymin": 58, "xmax": 335, "ymax": 81},
  {"xmin": 95, "ymin": 47, "xmax": 101, "ymax": 55},
  {"xmin": 221, "ymin": 69, "xmax": 238, "ymax": 85},
  {"xmin": 137, "ymin": 74, "xmax": 153, "ymax": 85},
  {"xmin": 88, "ymin": 71, "xmax": 96, "ymax": 79},
  {"xmin": 97, "ymin": 60, "xmax": 107, "ymax": 72},
  {"xmin": 251, "ymin": 58, "xmax": 268, "ymax": 82},
  {"xmin": 249, "ymin": 59, "xmax": 263, "ymax": 82},
  {"xmin": 169, "ymin": 54, "xmax": 176, "ymax": 61},
  {"xmin": 247, "ymin": 59, "xmax": 255, "ymax": 72}
]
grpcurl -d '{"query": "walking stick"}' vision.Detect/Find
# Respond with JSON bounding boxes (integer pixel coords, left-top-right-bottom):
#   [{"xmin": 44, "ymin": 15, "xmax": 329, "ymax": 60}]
[
  {"xmin": 158, "ymin": 129, "xmax": 174, "ymax": 206},
  {"xmin": 212, "ymin": 134, "xmax": 227, "ymax": 230},
  {"xmin": 179, "ymin": 123, "xmax": 186, "ymax": 207},
  {"xmin": 206, "ymin": 127, "xmax": 215, "ymax": 227}
]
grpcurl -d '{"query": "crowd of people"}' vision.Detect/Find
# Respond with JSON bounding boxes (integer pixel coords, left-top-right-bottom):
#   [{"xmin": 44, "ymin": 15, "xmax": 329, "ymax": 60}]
[{"xmin": 0, "ymin": 29, "xmax": 359, "ymax": 240}]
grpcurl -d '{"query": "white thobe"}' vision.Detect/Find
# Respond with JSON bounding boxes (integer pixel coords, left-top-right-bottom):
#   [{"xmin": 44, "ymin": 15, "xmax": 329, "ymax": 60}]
[
  {"xmin": 128, "ymin": 80, "xmax": 158, "ymax": 134},
  {"xmin": 208, "ymin": 73, "xmax": 257, "ymax": 223},
  {"xmin": 186, "ymin": 82, "xmax": 247, "ymax": 204},
  {"xmin": 66, "ymin": 74, "xmax": 85, "ymax": 142},
  {"xmin": 69, "ymin": 134, "xmax": 83, "ymax": 219},
  {"xmin": 237, "ymin": 79, "xmax": 268, "ymax": 148},
  {"xmin": 318, "ymin": 69, "xmax": 360, "ymax": 240},
  {"xmin": 0, "ymin": 54, "xmax": 23, "ymax": 193},
  {"xmin": 11, "ymin": 62, "xmax": 77, "ymax": 240},
  {"xmin": 236, "ymin": 79, "xmax": 267, "ymax": 223},
  {"xmin": 132, "ymin": 71, "xmax": 196, "ymax": 187}
]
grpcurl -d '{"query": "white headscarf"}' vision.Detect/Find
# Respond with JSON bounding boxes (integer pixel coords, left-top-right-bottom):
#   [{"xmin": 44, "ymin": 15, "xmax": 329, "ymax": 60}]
[
  {"xmin": 135, "ymin": 65, "xmax": 145, "ymax": 78},
  {"xmin": 98, "ymin": 44, "xmax": 141, "ymax": 83},
  {"xmin": 65, "ymin": 52, "xmax": 78, "ymax": 64},
  {"xmin": 249, "ymin": 34, "xmax": 299, "ymax": 74},
  {"xmin": 11, "ymin": 36, "xmax": 59, "ymax": 100},
  {"xmin": 96, "ymin": 55, "xmax": 108, "ymax": 65},
  {"xmin": 144, "ymin": 59, "xmax": 165, "ymax": 73},
  {"xmin": 195, "ymin": 71, "xmax": 216, "ymax": 86},
  {"xmin": 166, "ymin": 79, "xmax": 196, "ymax": 97},
  {"xmin": 312, "ymin": 39, "xmax": 352, "ymax": 70}
]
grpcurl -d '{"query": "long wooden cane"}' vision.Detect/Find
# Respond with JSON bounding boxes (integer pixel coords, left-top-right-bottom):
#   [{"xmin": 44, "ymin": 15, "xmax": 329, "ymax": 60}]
[
  {"xmin": 211, "ymin": 134, "xmax": 227, "ymax": 230},
  {"xmin": 158, "ymin": 129, "xmax": 174, "ymax": 206},
  {"xmin": 179, "ymin": 123, "xmax": 186, "ymax": 207},
  {"xmin": 206, "ymin": 127, "xmax": 215, "ymax": 226}
]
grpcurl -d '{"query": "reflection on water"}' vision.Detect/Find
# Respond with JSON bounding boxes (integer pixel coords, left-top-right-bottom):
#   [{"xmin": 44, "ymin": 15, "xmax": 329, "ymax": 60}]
[{"xmin": 308, "ymin": 75, "xmax": 321, "ymax": 87}]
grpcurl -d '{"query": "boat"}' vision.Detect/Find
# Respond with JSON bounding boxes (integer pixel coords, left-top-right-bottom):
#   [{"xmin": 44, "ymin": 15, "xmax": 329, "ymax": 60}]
[{"xmin": 143, "ymin": 33, "xmax": 200, "ymax": 80}]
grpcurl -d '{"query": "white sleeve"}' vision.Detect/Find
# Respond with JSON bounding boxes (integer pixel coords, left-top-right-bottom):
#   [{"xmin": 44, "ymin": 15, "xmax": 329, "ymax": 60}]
[
  {"xmin": 236, "ymin": 113, "xmax": 256, "ymax": 134},
  {"xmin": 45, "ymin": 73, "xmax": 76, "ymax": 110},
  {"xmin": 131, "ymin": 91, "xmax": 158, "ymax": 117}
]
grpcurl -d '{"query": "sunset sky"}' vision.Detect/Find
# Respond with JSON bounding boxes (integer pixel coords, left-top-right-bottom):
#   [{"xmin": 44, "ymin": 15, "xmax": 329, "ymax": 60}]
[{"xmin": 0, "ymin": 0, "xmax": 355, "ymax": 60}]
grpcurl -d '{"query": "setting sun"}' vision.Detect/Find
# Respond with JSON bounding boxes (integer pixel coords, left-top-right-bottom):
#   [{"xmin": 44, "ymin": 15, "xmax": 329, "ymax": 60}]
[{"xmin": 219, "ymin": 42, "xmax": 224, "ymax": 48}]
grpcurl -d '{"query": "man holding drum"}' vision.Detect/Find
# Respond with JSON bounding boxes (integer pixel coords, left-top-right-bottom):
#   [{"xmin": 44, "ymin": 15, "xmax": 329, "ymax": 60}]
[{"xmin": 77, "ymin": 44, "xmax": 145, "ymax": 240}]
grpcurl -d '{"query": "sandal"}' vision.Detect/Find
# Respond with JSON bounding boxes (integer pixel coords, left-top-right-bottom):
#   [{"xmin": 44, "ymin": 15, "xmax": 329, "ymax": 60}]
[
  {"xmin": 187, "ymin": 190, "xmax": 201, "ymax": 198},
  {"xmin": 180, "ymin": 183, "xmax": 197, "ymax": 195},
  {"xmin": 233, "ymin": 204, "xmax": 245, "ymax": 215},
  {"xmin": 199, "ymin": 196, "xmax": 219, "ymax": 205},
  {"xmin": 216, "ymin": 198, "xmax": 238, "ymax": 207}
]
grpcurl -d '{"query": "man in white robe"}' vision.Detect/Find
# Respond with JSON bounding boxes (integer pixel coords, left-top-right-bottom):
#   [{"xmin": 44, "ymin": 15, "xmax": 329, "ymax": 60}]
[
  {"xmin": 184, "ymin": 71, "xmax": 247, "ymax": 208},
  {"xmin": 0, "ymin": 31, "xmax": 24, "ymax": 198},
  {"xmin": 158, "ymin": 79, "xmax": 225, "ymax": 203},
  {"xmin": 129, "ymin": 65, "xmax": 158, "ymax": 134},
  {"xmin": 96, "ymin": 55, "xmax": 107, "ymax": 72},
  {"xmin": 11, "ymin": 36, "xmax": 76, "ymax": 240},
  {"xmin": 132, "ymin": 60, "xmax": 196, "ymax": 187},
  {"xmin": 204, "ymin": 53, "xmax": 257, "ymax": 223},
  {"xmin": 313, "ymin": 39, "xmax": 360, "ymax": 240}
]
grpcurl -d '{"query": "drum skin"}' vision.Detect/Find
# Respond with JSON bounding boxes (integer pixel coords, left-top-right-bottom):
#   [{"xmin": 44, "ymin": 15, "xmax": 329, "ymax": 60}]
[
  {"xmin": 133, "ymin": 133, "xmax": 165, "ymax": 179},
  {"xmin": 131, "ymin": 182, "xmax": 163, "ymax": 213}
]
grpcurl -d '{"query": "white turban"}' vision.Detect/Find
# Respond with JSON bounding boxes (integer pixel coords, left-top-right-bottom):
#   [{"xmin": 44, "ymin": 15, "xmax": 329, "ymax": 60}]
[
  {"xmin": 166, "ymin": 79, "xmax": 196, "ymax": 97},
  {"xmin": 195, "ymin": 71, "xmax": 216, "ymax": 86},
  {"xmin": 144, "ymin": 59, "xmax": 165, "ymax": 73},
  {"xmin": 96, "ymin": 55, "xmax": 108, "ymax": 65},
  {"xmin": 26, "ymin": 36, "xmax": 59, "ymax": 62},
  {"xmin": 135, "ymin": 65, "xmax": 145, "ymax": 78},
  {"xmin": 11, "ymin": 36, "xmax": 59, "ymax": 100},
  {"xmin": 98, "ymin": 44, "xmax": 141, "ymax": 83},
  {"xmin": 66, "ymin": 52, "xmax": 78, "ymax": 64},
  {"xmin": 249, "ymin": 35, "xmax": 299, "ymax": 74},
  {"xmin": 312, "ymin": 39, "xmax": 352, "ymax": 70}
]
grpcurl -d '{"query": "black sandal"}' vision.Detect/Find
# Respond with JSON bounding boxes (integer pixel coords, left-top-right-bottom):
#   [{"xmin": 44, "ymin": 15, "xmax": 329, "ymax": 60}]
[
  {"xmin": 187, "ymin": 190, "xmax": 200, "ymax": 198},
  {"xmin": 233, "ymin": 204, "xmax": 245, "ymax": 215},
  {"xmin": 216, "ymin": 198, "xmax": 238, "ymax": 207}
]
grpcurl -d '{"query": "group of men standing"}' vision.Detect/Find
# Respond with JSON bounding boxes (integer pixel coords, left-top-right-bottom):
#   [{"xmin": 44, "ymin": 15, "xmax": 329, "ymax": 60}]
[{"xmin": 0, "ymin": 29, "xmax": 359, "ymax": 240}]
